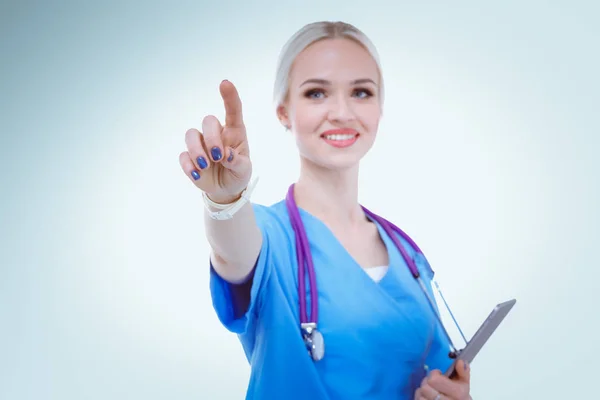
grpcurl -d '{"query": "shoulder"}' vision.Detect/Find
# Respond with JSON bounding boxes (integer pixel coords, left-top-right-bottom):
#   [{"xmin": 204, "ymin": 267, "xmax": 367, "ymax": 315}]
[
  {"xmin": 394, "ymin": 227, "xmax": 435, "ymax": 279},
  {"xmin": 250, "ymin": 200, "xmax": 296, "ymax": 258},
  {"xmin": 251, "ymin": 200, "xmax": 287, "ymax": 223},
  {"xmin": 251, "ymin": 200, "xmax": 291, "ymax": 234},
  {"xmin": 370, "ymin": 211, "xmax": 437, "ymax": 280}
]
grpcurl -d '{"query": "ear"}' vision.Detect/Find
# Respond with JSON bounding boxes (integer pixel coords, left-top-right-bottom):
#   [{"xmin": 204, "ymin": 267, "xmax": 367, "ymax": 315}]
[{"xmin": 276, "ymin": 104, "xmax": 291, "ymax": 130}]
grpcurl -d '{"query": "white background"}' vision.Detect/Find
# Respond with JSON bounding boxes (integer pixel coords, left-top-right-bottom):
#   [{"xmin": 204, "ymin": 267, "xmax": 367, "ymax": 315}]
[{"xmin": 1, "ymin": 1, "xmax": 598, "ymax": 399}]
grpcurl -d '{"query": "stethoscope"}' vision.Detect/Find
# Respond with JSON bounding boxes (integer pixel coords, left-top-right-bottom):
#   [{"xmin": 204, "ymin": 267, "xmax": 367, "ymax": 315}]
[{"xmin": 285, "ymin": 183, "xmax": 468, "ymax": 362}]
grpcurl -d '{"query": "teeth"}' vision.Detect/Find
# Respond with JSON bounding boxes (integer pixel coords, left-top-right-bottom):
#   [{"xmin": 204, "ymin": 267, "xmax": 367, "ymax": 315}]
[{"xmin": 324, "ymin": 134, "xmax": 355, "ymax": 141}]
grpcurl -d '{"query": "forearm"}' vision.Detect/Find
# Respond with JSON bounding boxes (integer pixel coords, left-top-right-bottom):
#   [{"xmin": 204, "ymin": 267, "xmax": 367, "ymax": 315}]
[{"xmin": 204, "ymin": 196, "xmax": 263, "ymax": 283}]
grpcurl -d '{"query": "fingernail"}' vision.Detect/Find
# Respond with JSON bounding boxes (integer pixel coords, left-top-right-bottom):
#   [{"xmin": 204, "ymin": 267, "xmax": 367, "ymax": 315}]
[
  {"xmin": 197, "ymin": 156, "xmax": 208, "ymax": 169},
  {"xmin": 211, "ymin": 147, "xmax": 222, "ymax": 161},
  {"xmin": 464, "ymin": 361, "xmax": 469, "ymax": 371},
  {"xmin": 227, "ymin": 150, "xmax": 233, "ymax": 162},
  {"xmin": 191, "ymin": 170, "xmax": 200, "ymax": 180}
]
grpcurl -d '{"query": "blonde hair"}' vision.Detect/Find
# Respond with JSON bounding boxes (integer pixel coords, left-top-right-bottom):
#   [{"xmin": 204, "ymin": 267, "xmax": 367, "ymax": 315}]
[{"xmin": 273, "ymin": 21, "xmax": 384, "ymax": 111}]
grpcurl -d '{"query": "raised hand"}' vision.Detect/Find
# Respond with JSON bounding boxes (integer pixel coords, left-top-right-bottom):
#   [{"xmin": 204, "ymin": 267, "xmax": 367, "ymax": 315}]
[{"xmin": 179, "ymin": 80, "xmax": 252, "ymax": 203}]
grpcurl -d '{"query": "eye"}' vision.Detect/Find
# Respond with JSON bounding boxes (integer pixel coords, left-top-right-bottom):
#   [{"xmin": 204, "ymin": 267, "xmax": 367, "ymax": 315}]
[
  {"xmin": 353, "ymin": 88, "xmax": 374, "ymax": 99},
  {"xmin": 304, "ymin": 88, "xmax": 326, "ymax": 99}
]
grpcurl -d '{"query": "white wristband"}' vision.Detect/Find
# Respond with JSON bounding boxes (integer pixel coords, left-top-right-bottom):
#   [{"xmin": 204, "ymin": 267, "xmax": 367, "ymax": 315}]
[{"xmin": 202, "ymin": 177, "xmax": 259, "ymax": 220}]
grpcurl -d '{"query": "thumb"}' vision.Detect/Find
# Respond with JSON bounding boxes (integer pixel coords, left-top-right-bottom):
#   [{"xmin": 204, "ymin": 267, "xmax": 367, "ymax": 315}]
[{"xmin": 454, "ymin": 360, "xmax": 471, "ymax": 382}]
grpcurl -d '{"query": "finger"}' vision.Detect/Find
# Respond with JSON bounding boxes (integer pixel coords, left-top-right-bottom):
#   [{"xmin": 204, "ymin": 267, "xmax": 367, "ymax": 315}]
[
  {"xmin": 219, "ymin": 79, "xmax": 244, "ymax": 128},
  {"xmin": 185, "ymin": 128, "xmax": 211, "ymax": 171},
  {"xmin": 454, "ymin": 360, "xmax": 471, "ymax": 383},
  {"xmin": 419, "ymin": 381, "xmax": 442, "ymax": 400},
  {"xmin": 202, "ymin": 115, "xmax": 224, "ymax": 162},
  {"xmin": 415, "ymin": 387, "xmax": 432, "ymax": 400},
  {"xmin": 220, "ymin": 146, "xmax": 251, "ymax": 176},
  {"xmin": 428, "ymin": 369, "xmax": 466, "ymax": 399},
  {"xmin": 428, "ymin": 371, "xmax": 453, "ymax": 394},
  {"xmin": 414, "ymin": 388, "xmax": 421, "ymax": 400},
  {"xmin": 202, "ymin": 115, "xmax": 225, "ymax": 163},
  {"xmin": 179, "ymin": 151, "xmax": 201, "ymax": 184}
]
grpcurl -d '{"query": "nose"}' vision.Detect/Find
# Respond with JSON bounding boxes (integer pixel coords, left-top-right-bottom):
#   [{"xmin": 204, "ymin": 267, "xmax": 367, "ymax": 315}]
[{"xmin": 328, "ymin": 94, "xmax": 356, "ymax": 123}]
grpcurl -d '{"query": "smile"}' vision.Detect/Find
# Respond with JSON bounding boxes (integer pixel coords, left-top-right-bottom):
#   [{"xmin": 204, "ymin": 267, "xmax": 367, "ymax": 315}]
[
  {"xmin": 320, "ymin": 129, "xmax": 359, "ymax": 148},
  {"xmin": 323, "ymin": 133, "xmax": 355, "ymax": 141}
]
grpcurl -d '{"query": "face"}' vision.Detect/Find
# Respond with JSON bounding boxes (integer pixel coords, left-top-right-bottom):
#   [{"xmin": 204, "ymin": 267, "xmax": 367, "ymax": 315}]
[{"xmin": 277, "ymin": 38, "xmax": 382, "ymax": 171}]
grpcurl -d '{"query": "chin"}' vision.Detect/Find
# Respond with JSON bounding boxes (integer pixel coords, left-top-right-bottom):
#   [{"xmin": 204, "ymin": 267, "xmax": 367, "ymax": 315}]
[
  {"xmin": 323, "ymin": 154, "xmax": 365, "ymax": 170},
  {"xmin": 303, "ymin": 148, "xmax": 371, "ymax": 172}
]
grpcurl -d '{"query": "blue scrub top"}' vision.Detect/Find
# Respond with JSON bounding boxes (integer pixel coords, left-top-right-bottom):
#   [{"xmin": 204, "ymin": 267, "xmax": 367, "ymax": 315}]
[{"xmin": 210, "ymin": 200, "xmax": 454, "ymax": 400}]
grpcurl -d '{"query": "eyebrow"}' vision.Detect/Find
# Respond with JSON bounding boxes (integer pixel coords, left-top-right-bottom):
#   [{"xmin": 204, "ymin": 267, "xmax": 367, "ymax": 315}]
[{"xmin": 300, "ymin": 78, "xmax": 377, "ymax": 87}]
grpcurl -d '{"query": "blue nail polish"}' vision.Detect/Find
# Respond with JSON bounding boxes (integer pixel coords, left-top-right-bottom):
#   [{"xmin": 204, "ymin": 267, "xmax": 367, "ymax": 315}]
[
  {"xmin": 197, "ymin": 156, "xmax": 208, "ymax": 169},
  {"xmin": 227, "ymin": 150, "xmax": 233, "ymax": 162},
  {"xmin": 211, "ymin": 147, "xmax": 222, "ymax": 161},
  {"xmin": 191, "ymin": 170, "xmax": 200, "ymax": 180}
]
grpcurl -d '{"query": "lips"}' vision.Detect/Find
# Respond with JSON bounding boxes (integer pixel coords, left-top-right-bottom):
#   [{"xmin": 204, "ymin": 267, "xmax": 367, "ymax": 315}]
[{"xmin": 320, "ymin": 128, "xmax": 359, "ymax": 148}]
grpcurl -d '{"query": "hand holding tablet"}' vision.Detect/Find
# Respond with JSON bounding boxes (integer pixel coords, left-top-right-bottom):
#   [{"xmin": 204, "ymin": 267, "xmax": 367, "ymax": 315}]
[{"xmin": 445, "ymin": 299, "xmax": 517, "ymax": 379}]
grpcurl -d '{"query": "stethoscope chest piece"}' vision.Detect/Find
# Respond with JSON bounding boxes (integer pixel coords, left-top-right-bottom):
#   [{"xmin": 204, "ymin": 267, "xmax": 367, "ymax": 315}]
[{"xmin": 301, "ymin": 322, "xmax": 325, "ymax": 361}]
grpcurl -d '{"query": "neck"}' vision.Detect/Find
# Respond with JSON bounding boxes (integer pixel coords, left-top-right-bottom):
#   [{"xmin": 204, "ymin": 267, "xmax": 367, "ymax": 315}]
[{"xmin": 293, "ymin": 159, "xmax": 365, "ymax": 228}]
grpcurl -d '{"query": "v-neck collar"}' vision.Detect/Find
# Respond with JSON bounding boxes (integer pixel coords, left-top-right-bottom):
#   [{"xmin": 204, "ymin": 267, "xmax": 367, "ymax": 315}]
[
  {"xmin": 294, "ymin": 206, "xmax": 401, "ymax": 286},
  {"xmin": 291, "ymin": 203, "xmax": 436, "ymax": 349}
]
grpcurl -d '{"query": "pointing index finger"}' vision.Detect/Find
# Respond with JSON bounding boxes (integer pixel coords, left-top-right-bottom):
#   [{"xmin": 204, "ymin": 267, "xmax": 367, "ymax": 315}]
[{"xmin": 219, "ymin": 80, "xmax": 244, "ymax": 127}]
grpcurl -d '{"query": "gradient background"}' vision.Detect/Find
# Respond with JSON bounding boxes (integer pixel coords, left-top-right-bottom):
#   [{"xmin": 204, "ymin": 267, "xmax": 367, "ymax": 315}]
[{"xmin": 1, "ymin": 1, "xmax": 598, "ymax": 399}]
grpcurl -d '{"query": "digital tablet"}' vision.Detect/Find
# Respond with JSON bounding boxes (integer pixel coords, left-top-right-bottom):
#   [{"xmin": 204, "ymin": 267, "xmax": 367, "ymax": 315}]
[{"xmin": 445, "ymin": 299, "xmax": 517, "ymax": 379}]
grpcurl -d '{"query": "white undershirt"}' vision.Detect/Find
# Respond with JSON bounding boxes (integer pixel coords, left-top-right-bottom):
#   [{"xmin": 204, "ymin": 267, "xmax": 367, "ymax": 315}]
[{"xmin": 362, "ymin": 265, "xmax": 389, "ymax": 282}]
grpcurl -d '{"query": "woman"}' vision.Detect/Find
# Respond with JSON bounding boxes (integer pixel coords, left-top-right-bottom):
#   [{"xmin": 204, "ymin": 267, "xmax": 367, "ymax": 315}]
[{"xmin": 179, "ymin": 21, "xmax": 472, "ymax": 400}]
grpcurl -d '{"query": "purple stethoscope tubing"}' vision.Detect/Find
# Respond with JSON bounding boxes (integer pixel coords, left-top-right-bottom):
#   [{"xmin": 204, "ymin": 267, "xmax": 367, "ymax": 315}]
[
  {"xmin": 285, "ymin": 184, "xmax": 474, "ymax": 358},
  {"xmin": 285, "ymin": 184, "xmax": 319, "ymax": 324},
  {"xmin": 286, "ymin": 184, "xmax": 425, "ymax": 324}
]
